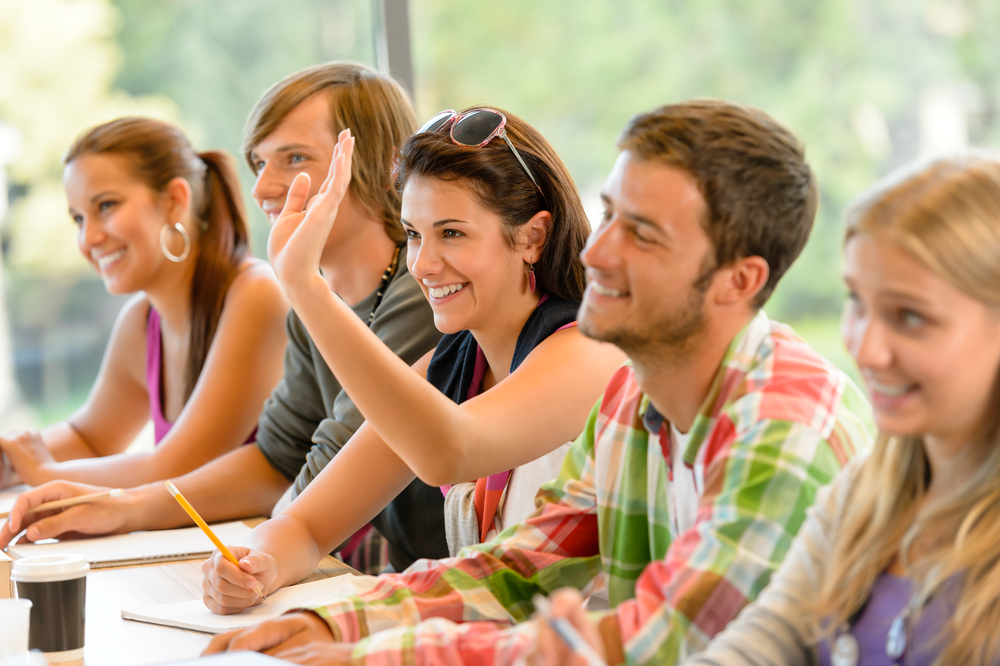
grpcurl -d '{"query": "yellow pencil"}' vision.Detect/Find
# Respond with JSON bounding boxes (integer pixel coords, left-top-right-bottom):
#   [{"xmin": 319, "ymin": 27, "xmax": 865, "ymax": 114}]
[
  {"xmin": 0, "ymin": 488, "xmax": 124, "ymax": 520},
  {"xmin": 164, "ymin": 480, "xmax": 265, "ymax": 600}
]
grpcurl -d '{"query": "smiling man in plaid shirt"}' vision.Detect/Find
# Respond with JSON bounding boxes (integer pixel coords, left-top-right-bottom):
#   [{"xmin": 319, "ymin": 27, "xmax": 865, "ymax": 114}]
[{"xmin": 207, "ymin": 100, "xmax": 872, "ymax": 666}]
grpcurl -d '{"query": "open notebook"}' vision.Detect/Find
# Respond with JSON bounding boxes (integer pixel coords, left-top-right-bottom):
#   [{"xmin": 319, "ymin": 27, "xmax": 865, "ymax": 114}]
[
  {"xmin": 122, "ymin": 573, "xmax": 380, "ymax": 634},
  {"xmin": 4, "ymin": 521, "xmax": 254, "ymax": 569}
]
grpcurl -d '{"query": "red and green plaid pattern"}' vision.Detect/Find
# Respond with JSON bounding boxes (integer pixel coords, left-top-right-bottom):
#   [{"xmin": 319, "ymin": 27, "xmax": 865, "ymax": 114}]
[{"xmin": 308, "ymin": 312, "xmax": 873, "ymax": 666}]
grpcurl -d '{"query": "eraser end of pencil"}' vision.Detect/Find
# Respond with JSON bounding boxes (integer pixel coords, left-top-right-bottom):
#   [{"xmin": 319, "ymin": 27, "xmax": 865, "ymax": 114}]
[
  {"xmin": 110, "ymin": 488, "xmax": 125, "ymax": 498},
  {"xmin": 164, "ymin": 480, "xmax": 179, "ymax": 497}
]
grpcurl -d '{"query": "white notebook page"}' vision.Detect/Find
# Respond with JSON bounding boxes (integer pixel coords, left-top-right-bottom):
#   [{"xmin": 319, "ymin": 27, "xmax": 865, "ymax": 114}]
[
  {"xmin": 121, "ymin": 573, "xmax": 380, "ymax": 634},
  {"xmin": 5, "ymin": 521, "xmax": 254, "ymax": 568}
]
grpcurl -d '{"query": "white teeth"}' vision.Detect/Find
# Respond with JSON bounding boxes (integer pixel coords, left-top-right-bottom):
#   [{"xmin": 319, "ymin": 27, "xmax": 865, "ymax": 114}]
[
  {"xmin": 428, "ymin": 283, "xmax": 466, "ymax": 299},
  {"xmin": 868, "ymin": 379, "xmax": 914, "ymax": 397},
  {"xmin": 590, "ymin": 281, "xmax": 628, "ymax": 297},
  {"xmin": 94, "ymin": 248, "xmax": 126, "ymax": 271}
]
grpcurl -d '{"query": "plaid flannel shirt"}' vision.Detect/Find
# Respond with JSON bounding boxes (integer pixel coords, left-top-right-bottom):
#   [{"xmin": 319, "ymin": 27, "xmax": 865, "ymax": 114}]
[{"xmin": 309, "ymin": 312, "xmax": 873, "ymax": 665}]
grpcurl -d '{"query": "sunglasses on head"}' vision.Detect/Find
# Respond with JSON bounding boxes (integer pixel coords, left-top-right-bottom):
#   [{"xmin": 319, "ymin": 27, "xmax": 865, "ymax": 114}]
[{"xmin": 417, "ymin": 108, "xmax": 543, "ymax": 194}]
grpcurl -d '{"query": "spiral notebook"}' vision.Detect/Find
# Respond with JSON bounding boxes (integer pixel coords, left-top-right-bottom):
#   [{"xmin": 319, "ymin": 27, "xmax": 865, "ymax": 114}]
[
  {"xmin": 121, "ymin": 573, "xmax": 379, "ymax": 634},
  {"xmin": 4, "ymin": 521, "xmax": 254, "ymax": 569}
]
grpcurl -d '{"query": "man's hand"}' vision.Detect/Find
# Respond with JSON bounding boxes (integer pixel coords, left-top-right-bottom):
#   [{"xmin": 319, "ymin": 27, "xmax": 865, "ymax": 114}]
[
  {"xmin": 201, "ymin": 547, "xmax": 279, "ymax": 615},
  {"xmin": 528, "ymin": 588, "xmax": 617, "ymax": 666},
  {"xmin": 0, "ymin": 429, "xmax": 55, "ymax": 487},
  {"xmin": 275, "ymin": 641, "xmax": 355, "ymax": 665},
  {"xmin": 203, "ymin": 612, "xmax": 335, "ymax": 655},
  {"xmin": 0, "ymin": 481, "xmax": 130, "ymax": 547}
]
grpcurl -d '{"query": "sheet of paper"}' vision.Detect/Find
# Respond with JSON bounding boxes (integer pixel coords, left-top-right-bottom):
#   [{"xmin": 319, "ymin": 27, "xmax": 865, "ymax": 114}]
[
  {"xmin": 0, "ymin": 485, "xmax": 30, "ymax": 515},
  {"xmin": 151, "ymin": 651, "xmax": 292, "ymax": 665},
  {"xmin": 5, "ymin": 521, "xmax": 254, "ymax": 568},
  {"xmin": 121, "ymin": 573, "xmax": 380, "ymax": 634}
]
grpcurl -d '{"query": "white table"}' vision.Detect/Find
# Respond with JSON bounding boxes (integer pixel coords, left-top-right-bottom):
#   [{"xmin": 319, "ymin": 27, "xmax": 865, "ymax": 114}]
[{"xmin": 52, "ymin": 547, "xmax": 354, "ymax": 665}]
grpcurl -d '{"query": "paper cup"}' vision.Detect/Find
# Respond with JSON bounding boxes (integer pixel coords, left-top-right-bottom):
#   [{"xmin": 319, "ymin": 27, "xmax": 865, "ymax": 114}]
[
  {"xmin": 0, "ymin": 598, "xmax": 32, "ymax": 657},
  {"xmin": 12, "ymin": 554, "xmax": 89, "ymax": 662}
]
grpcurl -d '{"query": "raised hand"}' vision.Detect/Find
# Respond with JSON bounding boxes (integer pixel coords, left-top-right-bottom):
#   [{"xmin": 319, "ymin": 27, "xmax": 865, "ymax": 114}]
[
  {"xmin": 268, "ymin": 129, "xmax": 356, "ymax": 296},
  {"xmin": 201, "ymin": 545, "xmax": 279, "ymax": 615}
]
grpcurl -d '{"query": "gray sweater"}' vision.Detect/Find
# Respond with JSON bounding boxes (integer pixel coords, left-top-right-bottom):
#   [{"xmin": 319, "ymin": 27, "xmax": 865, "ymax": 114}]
[{"xmin": 255, "ymin": 248, "xmax": 447, "ymax": 570}]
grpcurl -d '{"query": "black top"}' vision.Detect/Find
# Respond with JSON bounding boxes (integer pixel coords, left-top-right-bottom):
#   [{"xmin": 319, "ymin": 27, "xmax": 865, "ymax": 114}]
[{"xmin": 426, "ymin": 296, "xmax": 580, "ymax": 403}]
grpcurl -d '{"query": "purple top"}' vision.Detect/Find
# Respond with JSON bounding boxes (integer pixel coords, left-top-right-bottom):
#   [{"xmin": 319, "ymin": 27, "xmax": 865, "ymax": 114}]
[
  {"xmin": 819, "ymin": 573, "xmax": 962, "ymax": 666},
  {"xmin": 146, "ymin": 306, "xmax": 256, "ymax": 446}
]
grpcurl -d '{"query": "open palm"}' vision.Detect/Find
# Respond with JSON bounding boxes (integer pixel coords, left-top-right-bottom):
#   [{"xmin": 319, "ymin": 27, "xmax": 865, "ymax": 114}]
[{"xmin": 267, "ymin": 129, "xmax": 355, "ymax": 289}]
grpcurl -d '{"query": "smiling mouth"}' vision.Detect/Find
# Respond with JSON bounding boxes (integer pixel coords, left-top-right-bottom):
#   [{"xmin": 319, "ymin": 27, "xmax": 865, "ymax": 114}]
[
  {"xmin": 94, "ymin": 248, "xmax": 126, "ymax": 271},
  {"xmin": 427, "ymin": 283, "xmax": 466, "ymax": 299},
  {"xmin": 868, "ymin": 378, "xmax": 917, "ymax": 398},
  {"xmin": 590, "ymin": 281, "xmax": 629, "ymax": 298}
]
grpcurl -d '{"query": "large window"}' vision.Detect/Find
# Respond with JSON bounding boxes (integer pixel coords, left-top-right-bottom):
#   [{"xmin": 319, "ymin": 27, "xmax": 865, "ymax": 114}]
[{"xmin": 2, "ymin": 0, "xmax": 998, "ymax": 429}]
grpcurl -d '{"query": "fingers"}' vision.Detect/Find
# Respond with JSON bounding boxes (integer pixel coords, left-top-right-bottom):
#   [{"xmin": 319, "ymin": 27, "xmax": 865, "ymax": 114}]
[
  {"xmin": 318, "ymin": 130, "xmax": 354, "ymax": 199},
  {"xmin": 4, "ymin": 481, "xmax": 101, "ymax": 534},
  {"xmin": 201, "ymin": 548, "xmax": 269, "ymax": 614},
  {"xmin": 275, "ymin": 641, "xmax": 355, "ymax": 666},
  {"xmin": 201, "ymin": 614, "xmax": 318, "ymax": 655},
  {"xmin": 281, "ymin": 173, "xmax": 312, "ymax": 218}
]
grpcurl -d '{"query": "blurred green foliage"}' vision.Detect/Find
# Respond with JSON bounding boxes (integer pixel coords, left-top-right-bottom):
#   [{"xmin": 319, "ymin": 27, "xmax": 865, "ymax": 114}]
[{"xmin": 2, "ymin": 0, "xmax": 999, "ymax": 422}]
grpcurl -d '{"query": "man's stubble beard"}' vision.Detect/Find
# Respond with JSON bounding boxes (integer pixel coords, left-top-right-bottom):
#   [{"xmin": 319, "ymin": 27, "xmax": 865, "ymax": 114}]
[{"xmin": 580, "ymin": 282, "xmax": 709, "ymax": 369}]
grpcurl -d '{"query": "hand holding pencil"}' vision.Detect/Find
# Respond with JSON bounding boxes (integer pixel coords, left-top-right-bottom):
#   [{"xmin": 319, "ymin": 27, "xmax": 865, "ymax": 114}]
[
  {"xmin": 0, "ymin": 481, "xmax": 131, "ymax": 547},
  {"xmin": 164, "ymin": 480, "xmax": 268, "ymax": 608}
]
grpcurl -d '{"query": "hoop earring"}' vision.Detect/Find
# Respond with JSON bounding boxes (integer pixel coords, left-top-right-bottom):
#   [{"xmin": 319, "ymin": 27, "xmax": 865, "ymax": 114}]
[{"xmin": 159, "ymin": 222, "xmax": 191, "ymax": 263}]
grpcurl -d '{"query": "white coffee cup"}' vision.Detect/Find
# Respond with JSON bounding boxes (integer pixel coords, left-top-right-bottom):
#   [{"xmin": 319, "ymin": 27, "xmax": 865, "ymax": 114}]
[
  {"xmin": 0, "ymin": 598, "xmax": 32, "ymax": 657},
  {"xmin": 11, "ymin": 554, "xmax": 89, "ymax": 662}
]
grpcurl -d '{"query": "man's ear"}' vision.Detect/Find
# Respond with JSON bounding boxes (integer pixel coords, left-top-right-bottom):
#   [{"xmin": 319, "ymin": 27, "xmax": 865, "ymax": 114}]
[
  {"xmin": 712, "ymin": 255, "xmax": 770, "ymax": 306},
  {"xmin": 520, "ymin": 210, "xmax": 552, "ymax": 263},
  {"xmin": 163, "ymin": 177, "xmax": 193, "ymax": 224}
]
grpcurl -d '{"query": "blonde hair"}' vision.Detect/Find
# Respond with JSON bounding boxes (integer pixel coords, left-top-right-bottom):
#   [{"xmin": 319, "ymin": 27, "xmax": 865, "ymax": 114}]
[
  {"xmin": 243, "ymin": 61, "xmax": 417, "ymax": 242},
  {"xmin": 812, "ymin": 153, "xmax": 1000, "ymax": 665}
]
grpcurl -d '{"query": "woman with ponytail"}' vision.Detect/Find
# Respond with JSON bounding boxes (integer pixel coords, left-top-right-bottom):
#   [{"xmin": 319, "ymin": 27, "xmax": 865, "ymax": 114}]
[{"xmin": 0, "ymin": 117, "xmax": 288, "ymax": 488}]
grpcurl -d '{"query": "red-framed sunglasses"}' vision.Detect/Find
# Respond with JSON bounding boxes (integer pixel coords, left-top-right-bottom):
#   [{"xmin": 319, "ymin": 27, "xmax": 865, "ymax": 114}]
[{"xmin": 417, "ymin": 108, "xmax": 543, "ymax": 194}]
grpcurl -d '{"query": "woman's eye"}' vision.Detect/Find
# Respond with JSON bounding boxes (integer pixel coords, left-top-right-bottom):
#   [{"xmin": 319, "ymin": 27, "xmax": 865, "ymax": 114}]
[
  {"xmin": 443, "ymin": 229, "xmax": 464, "ymax": 239},
  {"xmin": 898, "ymin": 309, "xmax": 926, "ymax": 329},
  {"xmin": 98, "ymin": 201, "xmax": 116, "ymax": 213},
  {"xmin": 71, "ymin": 214, "xmax": 83, "ymax": 226},
  {"xmin": 404, "ymin": 228, "xmax": 420, "ymax": 240},
  {"xmin": 289, "ymin": 154, "xmax": 306, "ymax": 165},
  {"xmin": 254, "ymin": 160, "xmax": 266, "ymax": 172}
]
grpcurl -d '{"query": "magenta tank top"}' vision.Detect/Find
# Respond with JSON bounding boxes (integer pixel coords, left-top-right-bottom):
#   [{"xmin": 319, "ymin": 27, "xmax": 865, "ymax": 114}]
[{"xmin": 146, "ymin": 307, "xmax": 256, "ymax": 446}]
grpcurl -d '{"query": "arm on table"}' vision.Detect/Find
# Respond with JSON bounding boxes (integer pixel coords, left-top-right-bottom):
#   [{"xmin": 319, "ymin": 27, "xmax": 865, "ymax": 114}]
[
  {"xmin": 199, "ymin": 402, "xmax": 608, "ymax": 654},
  {"xmin": 0, "ymin": 444, "xmax": 290, "ymax": 546},
  {"xmin": 0, "ymin": 295, "xmax": 153, "ymax": 486},
  {"xmin": 10, "ymin": 266, "xmax": 289, "ymax": 488}
]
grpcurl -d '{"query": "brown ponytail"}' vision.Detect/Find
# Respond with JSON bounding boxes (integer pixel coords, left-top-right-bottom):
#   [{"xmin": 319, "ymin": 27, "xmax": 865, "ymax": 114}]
[{"xmin": 64, "ymin": 118, "xmax": 249, "ymax": 402}]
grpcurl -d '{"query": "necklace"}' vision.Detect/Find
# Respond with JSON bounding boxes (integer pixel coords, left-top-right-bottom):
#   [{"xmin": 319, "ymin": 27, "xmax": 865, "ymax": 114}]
[
  {"xmin": 831, "ymin": 585, "xmax": 922, "ymax": 666},
  {"xmin": 367, "ymin": 243, "xmax": 405, "ymax": 326}
]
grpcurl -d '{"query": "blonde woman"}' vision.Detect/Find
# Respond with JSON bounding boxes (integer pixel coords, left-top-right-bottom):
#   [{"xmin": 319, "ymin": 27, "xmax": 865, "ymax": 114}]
[{"xmin": 533, "ymin": 154, "xmax": 1000, "ymax": 666}]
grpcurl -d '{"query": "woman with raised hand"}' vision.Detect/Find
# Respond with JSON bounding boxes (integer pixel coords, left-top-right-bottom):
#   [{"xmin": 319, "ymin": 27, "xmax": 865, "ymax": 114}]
[
  {"xmin": 201, "ymin": 107, "xmax": 626, "ymax": 615},
  {"xmin": 532, "ymin": 153, "xmax": 1000, "ymax": 666},
  {"xmin": 0, "ymin": 118, "xmax": 288, "ymax": 488}
]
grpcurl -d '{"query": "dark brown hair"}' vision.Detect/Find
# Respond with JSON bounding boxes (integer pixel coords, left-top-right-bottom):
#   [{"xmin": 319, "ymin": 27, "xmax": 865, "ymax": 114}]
[
  {"xmin": 65, "ymin": 117, "xmax": 249, "ymax": 403},
  {"xmin": 243, "ymin": 61, "xmax": 417, "ymax": 242},
  {"xmin": 393, "ymin": 107, "xmax": 589, "ymax": 301},
  {"xmin": 618, "ymin": 99, "xmax": 818, "ymax": 307}
]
